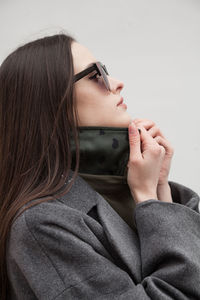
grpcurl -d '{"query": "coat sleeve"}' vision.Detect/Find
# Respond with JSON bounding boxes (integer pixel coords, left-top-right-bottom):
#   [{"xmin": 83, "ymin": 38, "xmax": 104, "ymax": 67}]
[{"xmin": 7, "ymin": 188, "xmax": 200, "ymax": 300}]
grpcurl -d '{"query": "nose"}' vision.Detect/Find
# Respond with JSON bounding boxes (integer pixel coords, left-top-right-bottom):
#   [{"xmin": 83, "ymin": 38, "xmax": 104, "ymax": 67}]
[{"xmin": 108, "ymin": 76, "xmax": 124, "ymax": 94}]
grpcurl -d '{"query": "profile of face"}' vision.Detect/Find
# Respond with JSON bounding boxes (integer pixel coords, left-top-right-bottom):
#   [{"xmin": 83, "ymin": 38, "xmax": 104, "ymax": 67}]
[{"xmin": 71, "ymin": 42, "xmax": 132, "ymax": 128}]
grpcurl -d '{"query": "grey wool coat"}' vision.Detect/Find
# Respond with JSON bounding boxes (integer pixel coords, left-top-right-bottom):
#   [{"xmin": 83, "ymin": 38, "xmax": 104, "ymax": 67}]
[{"xmin": 6, "ymin": 169, "xmax": 200, "ymax": 299}]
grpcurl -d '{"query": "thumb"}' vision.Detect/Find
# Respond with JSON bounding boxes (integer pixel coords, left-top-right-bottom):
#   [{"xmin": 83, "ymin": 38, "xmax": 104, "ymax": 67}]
[{"xmin": 128, "ymin": 121, "xmax": 142, "ymax": 162}]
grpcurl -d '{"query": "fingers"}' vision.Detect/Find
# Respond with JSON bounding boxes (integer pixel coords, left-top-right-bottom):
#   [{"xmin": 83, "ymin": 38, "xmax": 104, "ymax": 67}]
[
  {"xmin": 138, "ymin": 125, "xmax": 158, "ymax": 146},
  {"xmin": 128, "ymin": 121, "xmax": 167, "ymax": 166},
  {"xmin": 135, "ymin": 119, "xmax": 174, "ymax": 159},
  {"xmin": 133, "ymin": 119, "xmax": 166, "ymax": 139},
  {"xmin": 139, "ymin": 126, "xmax": 166, "ymax": 159},
  {"xmin": 154, "ymin": 136, "xmax": 174, "ymax": 156},
  {"xmin": 128, "ymin": 122, "xmax": 142, "ymax": 161},
  {"xmin": 147, "ymin": 126, "xmax": 166, "ymax": 139}
]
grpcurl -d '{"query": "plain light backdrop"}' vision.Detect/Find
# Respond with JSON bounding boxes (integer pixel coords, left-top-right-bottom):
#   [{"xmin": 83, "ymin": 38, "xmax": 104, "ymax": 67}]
[{"xmin": 0, "ymin": 0, "xmax": 200, "ymax": 194}]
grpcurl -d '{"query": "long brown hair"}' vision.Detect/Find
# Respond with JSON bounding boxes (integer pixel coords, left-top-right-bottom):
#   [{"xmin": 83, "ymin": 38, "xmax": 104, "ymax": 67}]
[{"xmin": 0, "ymin": 33, "xmax": 82, "ymax": 298}]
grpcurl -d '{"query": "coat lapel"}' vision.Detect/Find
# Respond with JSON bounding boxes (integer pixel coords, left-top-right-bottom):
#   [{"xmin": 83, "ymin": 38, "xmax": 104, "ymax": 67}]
[
  {"xmin": 96, "ymin": 192, "xmax": 142, "ymax": 283},
  {"xmin": 61, "ymin": 170, "xmax": 142, "ymax": 283}
]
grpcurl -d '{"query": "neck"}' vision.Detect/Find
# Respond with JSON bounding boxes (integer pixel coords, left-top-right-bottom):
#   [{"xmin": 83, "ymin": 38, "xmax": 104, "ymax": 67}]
[{"xmin": 69, "ymin": 126, "xmax": 130, "ymax": 177}]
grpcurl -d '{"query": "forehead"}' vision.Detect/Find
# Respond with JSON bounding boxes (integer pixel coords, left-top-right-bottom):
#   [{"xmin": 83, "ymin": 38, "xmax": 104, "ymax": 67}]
[{"xmin": 71, "ymin": 41, "xmax": 97, "ymax": 74}]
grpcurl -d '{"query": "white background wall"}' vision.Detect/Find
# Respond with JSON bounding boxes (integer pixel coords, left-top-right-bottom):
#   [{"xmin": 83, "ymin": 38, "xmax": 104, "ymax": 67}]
[{"xmin": 0, "ymin": 0, "xmax": 199, "ymax": 194}]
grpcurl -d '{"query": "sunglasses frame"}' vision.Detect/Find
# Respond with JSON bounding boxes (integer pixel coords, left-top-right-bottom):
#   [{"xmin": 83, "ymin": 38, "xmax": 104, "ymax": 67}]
[{"xmin": 73, "ymin": 61, "xmax": 111, "ymax": 91}]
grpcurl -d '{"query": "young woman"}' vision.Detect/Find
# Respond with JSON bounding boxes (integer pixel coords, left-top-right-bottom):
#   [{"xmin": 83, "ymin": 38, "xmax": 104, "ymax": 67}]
[{"xmin": 0, "ymin": 33, "xmax": 200, "ymax": 299}]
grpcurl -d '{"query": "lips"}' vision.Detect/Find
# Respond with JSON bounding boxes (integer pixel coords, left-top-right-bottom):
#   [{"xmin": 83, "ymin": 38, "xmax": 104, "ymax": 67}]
[{"xmin": 117, "ymin": 97, "xmax": 123, "ymax": 106}]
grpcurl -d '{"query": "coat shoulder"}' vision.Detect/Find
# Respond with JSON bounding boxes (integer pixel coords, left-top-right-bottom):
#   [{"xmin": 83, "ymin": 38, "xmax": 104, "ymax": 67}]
[{"xmin": 168, "ymin": 180, "xmax": 200, "ymax": 212}]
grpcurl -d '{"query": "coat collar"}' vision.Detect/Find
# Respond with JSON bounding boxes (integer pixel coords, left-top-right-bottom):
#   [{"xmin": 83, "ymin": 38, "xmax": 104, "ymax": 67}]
[
  {"xmin": 69, "ymin": 126, "xmax": 129, "ymax": 176},
  {"xmin": 59, "ymin": 169, "xmax": 100, "ymax": 213}
]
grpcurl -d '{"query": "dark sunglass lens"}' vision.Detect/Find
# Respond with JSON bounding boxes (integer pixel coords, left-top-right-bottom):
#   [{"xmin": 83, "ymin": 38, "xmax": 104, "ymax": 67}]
[
  {"xmin": 101, "ymin": 64, "xmax": 109, "ymax": 75},
  {"xmin": 103, "ymin": 73, "xmax": 110, "ymax": 91},
  {"xmin": 97, "ymin": 62, "xmax": 110, "ymax": 91}
]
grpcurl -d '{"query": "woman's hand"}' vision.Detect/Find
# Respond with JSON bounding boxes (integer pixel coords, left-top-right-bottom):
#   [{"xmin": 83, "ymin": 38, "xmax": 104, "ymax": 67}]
[
  {"xmin": 127, "ymin": 122, "xmax": 166, "ymax": 204},
  {"xmin": 133, "ymin": 118, "xmax": 174, "ymax": 185}
]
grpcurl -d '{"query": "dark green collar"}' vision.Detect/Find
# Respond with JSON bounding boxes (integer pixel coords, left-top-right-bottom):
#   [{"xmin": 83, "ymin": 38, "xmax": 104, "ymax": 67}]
[{"xmin": 70, "ymin": 126, "xmax": 130, "ymax": 177}]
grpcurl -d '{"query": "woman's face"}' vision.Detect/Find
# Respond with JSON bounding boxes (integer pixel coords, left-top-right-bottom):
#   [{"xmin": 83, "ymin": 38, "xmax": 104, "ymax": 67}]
[{"xmin": 71, "ymin": 42, "xmax": 132, "ymax": 127}]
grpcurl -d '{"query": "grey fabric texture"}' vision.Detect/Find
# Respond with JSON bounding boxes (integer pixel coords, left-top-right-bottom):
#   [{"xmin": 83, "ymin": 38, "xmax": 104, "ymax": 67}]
[
  {"xmin": 78, "ymin": 172, "xmax": 137, "ymax": 231},
  {"xmin": 6, "ymin": 169, "xmax": 200, "ymax": 299}
]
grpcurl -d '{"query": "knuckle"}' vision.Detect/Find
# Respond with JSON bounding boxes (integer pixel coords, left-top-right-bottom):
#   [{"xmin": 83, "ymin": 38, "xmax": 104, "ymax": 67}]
[
  {"xmin": 155, "ymin": 136, "xmax": 161, "ymax": 142},
  {"xmin": 146, "ymin": 119, "xmax": 155, "ymax": 126},
  {"xmin": 133, "ymin": 118, "xmax": 141, "ymax": 123},
  {"xmin": 129, "ymin": 157, "xmax": 141, "ymax": 165},
  {"xmin": 160, "ymin": 145, "xmax": 166, "ymax": 155},
  {"xmin": 154, "ymin": 126, "xmax": 159, "ymax": 132},
  {"xmin": 155, "ymin": 146, "xmax": 162, "ymax": 155},
  {"xmin": 152, "ymin": 145, "xmax": 164, "ymax": 155},
  {"xmin": 148, "ymin": 145, "xmax": 158, "ymax": 154}
]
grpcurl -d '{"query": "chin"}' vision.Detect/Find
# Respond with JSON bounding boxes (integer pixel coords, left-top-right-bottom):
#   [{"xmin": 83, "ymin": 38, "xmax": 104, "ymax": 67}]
[{"xmin": 116, "ymin": 113, "xmax": 132, "ymax": 127}]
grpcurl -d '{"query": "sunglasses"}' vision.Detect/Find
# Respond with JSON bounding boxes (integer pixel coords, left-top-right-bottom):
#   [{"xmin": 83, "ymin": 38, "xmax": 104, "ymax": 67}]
[{"xmin": 73, "ymin": 61, "xmax": 111, "ymax": 91}]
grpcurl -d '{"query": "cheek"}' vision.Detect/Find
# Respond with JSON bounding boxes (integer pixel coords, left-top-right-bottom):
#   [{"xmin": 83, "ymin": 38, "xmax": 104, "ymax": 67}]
[
  {"xmin": 77, "ymin": 84, "xmax": 107, "ymax": 106},
  {"xmin": 75, "ymin": 80, "xmax": 115, "ymax": 117},
  {"xmin": 75, "ymin": 91, "xmax": 105, "ymax": 118}
]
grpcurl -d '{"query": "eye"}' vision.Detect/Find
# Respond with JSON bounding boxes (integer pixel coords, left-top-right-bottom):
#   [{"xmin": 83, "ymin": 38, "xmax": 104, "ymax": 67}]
[{"xmin": 89, "ymin": 72, "xmax": 101, "ymax": 80}]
